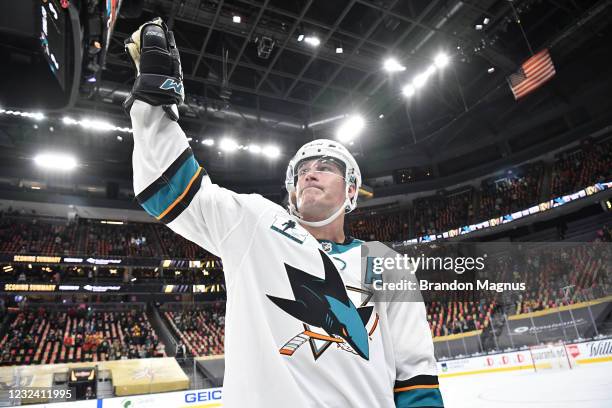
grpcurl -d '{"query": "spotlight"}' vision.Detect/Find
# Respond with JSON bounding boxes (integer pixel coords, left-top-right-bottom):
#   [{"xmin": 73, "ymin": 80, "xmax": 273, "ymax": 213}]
[
  {"xmin": 483, "ymin": 17, "xmax": 490, "ymax": 25},
  {"xmin": 303, "ymin": 36, "xmax": 320, "ymax": 47},
  {"xmin": 383, "ymin": 58, "xmax": 406, "ymax": 72},
  {"xmin": 248, "ymin": 144, "xmax": 262, "ymax": 154},
  {"xmin": 297, "ymin": 34, "xmax": 304, "ymax": 42},
  {"xmin": 34, "ymin": 152, "xmax": 78, "ymax": 171},
  {"xmin": 201, "ymin": 138, "xmax": 215, "ymax": 146},
  {"xmin": 434, "ymin": 53, "xmax": 450, "ymax": 68},
  {"xmin": 262, "ymin": 145, "xmax": 281, "ymax": 159},
  {"xmin": 402, "ymin": 84, "xmax": 415, "ymax": 97},
  {"xmin": 412, "ymin": 73, "xmax": 428, "ymax": 89},
  {"xmin": 220, "ymin": 138, "xmax": 239, "ymax": 152},
  {"xmin": 336, "ymin": 115, "xmax": 365, "ymax": 143},
  {"xmin": 488, "ymin": 67, "xmax": 495, "ymax": 74},
  {"xmin": 232, "ymin": 15, "xmax": 241, "ymax": 23},
  {"xmin": 475, "ymin": 24, "xmax": 483, "ymax": 30},
  {"xmin": 336, "ymin": 47, "xmax": 343, "ymax": 54}
]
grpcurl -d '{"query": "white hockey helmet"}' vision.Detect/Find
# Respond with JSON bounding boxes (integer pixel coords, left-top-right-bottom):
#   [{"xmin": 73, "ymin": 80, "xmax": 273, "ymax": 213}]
[{"xmin": 285, "ymin": 139, "xmax": 361, "ymax": 227}]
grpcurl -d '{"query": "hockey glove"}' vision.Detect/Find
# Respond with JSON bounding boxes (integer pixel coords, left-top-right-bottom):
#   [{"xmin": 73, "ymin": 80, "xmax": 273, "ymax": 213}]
[{"xmin": 123, "ymin": 18, "xmax": 184, "ymax": 121}]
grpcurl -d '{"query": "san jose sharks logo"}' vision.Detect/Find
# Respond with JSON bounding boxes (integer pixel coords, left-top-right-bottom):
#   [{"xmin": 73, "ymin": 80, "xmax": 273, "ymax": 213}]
[
  {"xmin": 267, "ymin": 249, "xmax": 378, "ymax": 360},
  {"xmin": 159, "ymin": 78, "xmax": 184, "ymax": 95}
]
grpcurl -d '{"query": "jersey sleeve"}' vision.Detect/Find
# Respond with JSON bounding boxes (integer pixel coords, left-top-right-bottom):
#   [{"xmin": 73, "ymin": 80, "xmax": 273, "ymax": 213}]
[
  {"xmin": 130, "ymin": 100, "xmax": 274, "ymax": 260},
  {"xmin": 388, "ymin": 300, "xmax": 444, "ymax": 408}
]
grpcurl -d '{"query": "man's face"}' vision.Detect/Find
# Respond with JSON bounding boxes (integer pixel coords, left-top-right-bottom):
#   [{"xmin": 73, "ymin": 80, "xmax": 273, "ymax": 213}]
[{"xmin": 294, "ymin": 157, "xmax": 354, "ymax": 221}]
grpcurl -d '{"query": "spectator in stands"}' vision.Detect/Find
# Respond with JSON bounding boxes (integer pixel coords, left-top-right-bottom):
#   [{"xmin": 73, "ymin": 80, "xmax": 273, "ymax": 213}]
[{"xmin": 175, "ymin": 341, "xmax": 186, "ymax": 359}]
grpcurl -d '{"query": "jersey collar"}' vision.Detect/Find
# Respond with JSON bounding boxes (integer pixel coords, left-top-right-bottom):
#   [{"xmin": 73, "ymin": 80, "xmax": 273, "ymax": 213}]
[{"xmin": 318, "ymin": 236, "xmax": 364, "ymax": 255}]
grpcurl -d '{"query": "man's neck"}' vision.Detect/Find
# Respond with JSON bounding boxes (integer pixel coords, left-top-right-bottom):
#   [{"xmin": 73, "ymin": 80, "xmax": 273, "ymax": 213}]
[{"xmin": 300, "ymin": 214, "xmax": 346, "ymax": 243}]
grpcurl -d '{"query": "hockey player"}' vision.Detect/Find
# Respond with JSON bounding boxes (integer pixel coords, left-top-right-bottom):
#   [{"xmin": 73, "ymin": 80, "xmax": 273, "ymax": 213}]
[{"xmin": 125, "ymin": 18, "xmax": 443, "ymax": 408}]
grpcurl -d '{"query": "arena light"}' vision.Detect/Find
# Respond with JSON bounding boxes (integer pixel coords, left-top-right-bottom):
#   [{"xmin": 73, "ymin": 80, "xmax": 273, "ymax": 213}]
[
  {"xmin": 412, "ymin": 72, "xmax": 428, "ymax": 89},
  {"xmin": 336, "ymin": 47, "xmax": 343, "ymax": 54},
  {"xmin": 62, "ymin": 116, "xmax": 132, "ymax": 133},
  {"xmin": 303, "ymin": 36, "xmax": 320, "ymax": 47},
  {"xmin": 220, "ymin": 138, "xmax": 239, "ymax": 152},
  {"xmin": 336, "ymin": 115, "xmax": 365, "ymax": 143},
  {"xmin": 434, "ymin": 52, "xmax": 450, "ymax": 68},
  {"xmin": 383, "ymin": 58, "xmax": 406, "ymax": 72},
  {"xmin": 0, "ymin": 109, "xmax": 45, "ymax": 121},
  {"xmin": 201, "ymin": 138, "xmax": 214, "ymax": 146},
  {"xmin": 79, "ymin": 118, "xmax": 115, "ymax": 131},
  {"xmin": 232, "ymin": 15, "xmax": 241, "ymax": 23},
  {"xmin": 297, "ymin": 34, "xmax": 305, "ymax": 42},
  {"xmin": 248, "ymin": 144, "xmax": 262, "ymax": 154},
  {"xmin": 262, "ymin": 145, "xmax": 281, "ymax": 159},
  {"xmin": 402, "ymin": 84, "xmax": 415, "ymax": 97},
  {"xmin": 62, "ymin": 116, "xmax": 77, "ymax": 125},
  {"xmin": 34, "ymin": 152, "xmax": 78, "ymax": 171}
]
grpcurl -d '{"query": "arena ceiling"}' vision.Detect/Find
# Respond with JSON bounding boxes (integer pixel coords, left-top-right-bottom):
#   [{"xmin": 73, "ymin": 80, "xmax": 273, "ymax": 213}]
[{"xmin": 1, "ymin": 0, "xmax": 611, "ymax": 195}]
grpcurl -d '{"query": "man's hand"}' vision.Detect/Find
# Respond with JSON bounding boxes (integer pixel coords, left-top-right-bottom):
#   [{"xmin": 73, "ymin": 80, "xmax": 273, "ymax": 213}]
[{"xmin": 124, "ymin": 18, "xmax": 184, "ymax": 120}]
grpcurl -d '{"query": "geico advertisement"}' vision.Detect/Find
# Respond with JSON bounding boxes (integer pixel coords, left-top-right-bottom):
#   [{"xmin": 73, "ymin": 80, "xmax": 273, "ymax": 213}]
[
  {"xmin": 103, "ymin": 388, "xmax": 222, "ymax": 408},
  {"xmin": 26, "ymin": 388, "xmax": 223, "ymax": 408}
]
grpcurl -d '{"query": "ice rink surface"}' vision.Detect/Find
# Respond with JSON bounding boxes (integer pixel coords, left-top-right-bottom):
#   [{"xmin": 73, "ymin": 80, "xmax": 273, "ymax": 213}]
[{"xmin": 439, "ymin": 362, "xmax": 612, "ymax": 408}]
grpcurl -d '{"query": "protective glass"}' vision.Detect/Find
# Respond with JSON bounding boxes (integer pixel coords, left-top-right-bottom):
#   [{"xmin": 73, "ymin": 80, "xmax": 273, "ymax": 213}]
[{"xmin": 295, "ymin": 157, "xmax": 345, "ymax": 179}]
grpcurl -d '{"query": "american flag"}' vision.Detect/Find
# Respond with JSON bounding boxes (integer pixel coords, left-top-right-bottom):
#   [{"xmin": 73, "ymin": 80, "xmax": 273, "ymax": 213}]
[{"xmin": 507, "ymin": 49, "xmax": 556, "ymax": 99}]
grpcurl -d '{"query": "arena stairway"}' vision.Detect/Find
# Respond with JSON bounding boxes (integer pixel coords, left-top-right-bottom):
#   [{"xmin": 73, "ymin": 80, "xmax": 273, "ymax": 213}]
[{"xmin": 145, "ymin": 303, "xmax": 178, "ymax": 357}]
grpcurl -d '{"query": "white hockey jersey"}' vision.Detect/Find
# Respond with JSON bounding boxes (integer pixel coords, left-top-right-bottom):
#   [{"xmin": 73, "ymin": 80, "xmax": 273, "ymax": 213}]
[{"xmin": 130, "ymin": 100, "xmax": 443, "ymax": 408}]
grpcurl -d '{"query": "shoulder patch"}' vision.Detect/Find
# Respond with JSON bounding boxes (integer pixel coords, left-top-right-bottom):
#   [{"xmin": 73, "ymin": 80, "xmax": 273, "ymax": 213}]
[{"xmin": 270, "ymin": 215, "xmax": 309, "ymax": 244}]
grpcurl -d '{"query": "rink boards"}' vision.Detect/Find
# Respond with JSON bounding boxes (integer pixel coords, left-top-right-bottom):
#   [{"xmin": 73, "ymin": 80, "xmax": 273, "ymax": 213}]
[
  {"xmin": 438, "ymin": 338, "xmax": 612, "ymax": 377},
  {"xmin": 16, "ymin": 338, "xmax": 612, "ymax": 407}
]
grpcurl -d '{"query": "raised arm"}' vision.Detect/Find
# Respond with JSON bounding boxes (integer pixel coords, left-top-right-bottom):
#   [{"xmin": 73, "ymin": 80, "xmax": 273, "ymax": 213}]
[{"xmin": 125, "ymin": 19, "xmax": 272, "ymax": 259}]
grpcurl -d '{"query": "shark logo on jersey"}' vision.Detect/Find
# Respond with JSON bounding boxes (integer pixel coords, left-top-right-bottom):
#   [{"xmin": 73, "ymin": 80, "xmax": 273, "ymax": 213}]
[{"xmin": 267, "ymin": 249, "xmax": 378, "ymax": 360}]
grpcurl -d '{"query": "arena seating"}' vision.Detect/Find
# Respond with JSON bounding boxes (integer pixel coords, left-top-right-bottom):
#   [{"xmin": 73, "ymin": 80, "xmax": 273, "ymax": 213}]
[
  {"xmin": 427, "ymin": 301, "xmax": 496, "ymax": 337},
  {"xmin": 414, "ymin": 187, "xmax": 475, "ymax": 236},
  {"xmin": 163, "ymin": 305, "xmax": 225, "ymax": 357},
  {"xmin": 0, "ymin": 216, "xmax": 77, "ymax": 255},
  {"xmin": 0, "ymin": 307, "xmax": 164, "ymax": 366},
  {"xmin": 551, "ymin": 138, "xmax": 611, "ymax": 198},
  {"xmin": 479, "ymin": 162, "xmax": 544, "ymax": 220},
  {"xmin": 513, "ymin": 244, "xmax": 609, "ymax": 314}
]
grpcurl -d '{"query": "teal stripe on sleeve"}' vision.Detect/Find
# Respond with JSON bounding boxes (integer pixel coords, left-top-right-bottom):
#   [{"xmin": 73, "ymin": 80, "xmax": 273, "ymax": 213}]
[
  {"xmin": 141, "ymin": 156, "xmax": 200, "ymax": 218},
  {"xmin": 395, "ymin": 388, "xmax": 444, "ymax": 408}
]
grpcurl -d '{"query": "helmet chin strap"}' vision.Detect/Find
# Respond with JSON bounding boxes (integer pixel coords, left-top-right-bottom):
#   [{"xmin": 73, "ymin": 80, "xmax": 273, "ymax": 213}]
[
  {"xmin": 295, "ymin": 198, "xmax": 349, "ymax": 227},
  {"xmin": 290, "ymin": 182, "xmax": 352, "ymax": 228}
]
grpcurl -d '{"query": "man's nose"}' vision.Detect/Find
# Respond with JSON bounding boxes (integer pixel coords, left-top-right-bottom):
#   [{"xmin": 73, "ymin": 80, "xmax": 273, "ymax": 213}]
[{"xmin": 304, "ymin": 170, "xmax": 319, "ymax": 181}]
